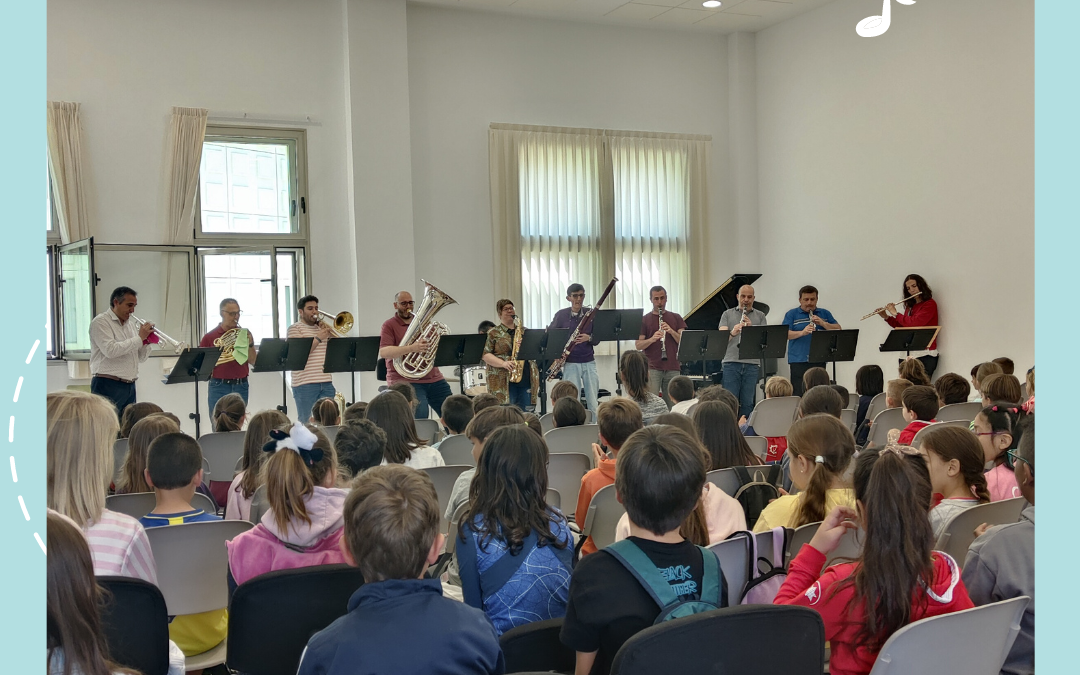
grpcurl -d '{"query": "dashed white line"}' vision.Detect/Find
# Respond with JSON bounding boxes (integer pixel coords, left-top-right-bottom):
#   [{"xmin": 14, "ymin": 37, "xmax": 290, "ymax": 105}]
[
  {"xmin": 25, "ymin": 340, "xmax": 39, "ymax": 364},
  {"xmin": 12, "ymin": 376, "xmax": 22, "ymax": 403},
  {"xmin": 9, "ymin": 456, "xmax": 16, "ymax": 483},
  {"xmin": 34, "ymin": 533, "xmax": 45, "ymax": 554},
  {"xmin": 18, "ymin": 496, "xmax": 29, "ymax": 521}
]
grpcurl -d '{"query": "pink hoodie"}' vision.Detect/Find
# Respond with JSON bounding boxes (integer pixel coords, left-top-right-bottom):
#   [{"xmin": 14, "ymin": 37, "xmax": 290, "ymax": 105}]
[
  {"xmin": 227, "ymin": 486, "xmax": 349, "ymax": 586},
  {"xmin": 614, "ymin": 482, "xmax": 747, "ymax": 545}
]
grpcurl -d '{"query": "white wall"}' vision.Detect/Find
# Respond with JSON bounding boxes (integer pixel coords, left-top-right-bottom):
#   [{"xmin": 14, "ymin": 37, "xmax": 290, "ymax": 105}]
[{"xmin": 754, "ymin": 0, "xmax": 1034, "ymax": 387}]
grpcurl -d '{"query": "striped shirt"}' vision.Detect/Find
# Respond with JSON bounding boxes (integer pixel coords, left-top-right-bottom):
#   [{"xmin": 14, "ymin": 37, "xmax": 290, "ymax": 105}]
[
  {"xmin": 287, "ymin": 321, "xmax": 332, "ymax": 386},
  {"xmin": 84, "ymin": 509, "xmax": 158, "ymax": 585}
]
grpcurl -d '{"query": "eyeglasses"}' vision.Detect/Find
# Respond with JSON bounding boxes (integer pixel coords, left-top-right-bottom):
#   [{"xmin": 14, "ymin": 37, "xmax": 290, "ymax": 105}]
[
  {"xmin": 569, "ymin": 293, "xmax": 585, "ymax": 299},
  {"xmin": 974, "ymin": 431, "xmax": 1002, "ymax": 437},
  {"xmin": 1005, "ymin": 449, "xmax": 1031, "ymax": 471},
  {"xmin": 398, "ymin": 301, "xmax": 415, "ymax": 306},
  {"xmin": 223, "ymin": 310, "xmax": 242, "ymax": 317}
]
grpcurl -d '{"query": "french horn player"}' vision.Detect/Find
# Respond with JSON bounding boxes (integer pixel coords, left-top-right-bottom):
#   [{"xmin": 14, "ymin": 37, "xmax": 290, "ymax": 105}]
[
  {"xmin": 482, "ymin": 299, "xmax": 539, "ymax": 410},
  {"xmin": 200, "ymin": 298, "xmax": 257, "ymax": 412}
]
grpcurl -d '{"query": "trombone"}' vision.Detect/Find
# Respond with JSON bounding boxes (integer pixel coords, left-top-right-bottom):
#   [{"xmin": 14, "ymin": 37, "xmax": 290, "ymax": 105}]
[
  {"xmin": 317, "ymin": 310, "xmax": 355, "ymax": 337},
  {"xmin": 861, "ymin": 292, "xmax": 922, "ymax": 321},
  {"xmin": 129, "ymin": 316, "xmax": 188, "ymax": 354}
]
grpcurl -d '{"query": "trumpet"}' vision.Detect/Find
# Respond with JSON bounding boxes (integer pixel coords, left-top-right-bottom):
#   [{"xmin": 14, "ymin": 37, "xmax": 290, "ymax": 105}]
[
  {"xmin": 130, "ymin": 316, "xmax": 188, "ymax": 354},
  {"xmin": 317, "ymin": 310, "xmax": 354, "ymax": 337},
  {"xmin": 861, "ymin": 292, "xmax": 922, "ymax": 321}
]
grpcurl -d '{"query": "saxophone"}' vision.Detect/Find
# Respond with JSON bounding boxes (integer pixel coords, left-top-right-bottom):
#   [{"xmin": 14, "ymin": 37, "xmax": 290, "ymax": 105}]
[{"xmin": 508, "ymin": 316, "xmax": 526, "ymax": 383}]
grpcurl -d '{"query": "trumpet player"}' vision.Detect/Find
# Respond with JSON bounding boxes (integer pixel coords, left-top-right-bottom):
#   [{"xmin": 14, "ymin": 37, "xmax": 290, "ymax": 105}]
[
  {"xmin": 200, "ymin": 298, "xmax": 256, "ymax": 412},
  {"xmin": 89, "ymin": 286, "xmax": 155, "ymax": 417},
  {"xmin": 288, "ymin": 295, "xmax": 338, "ymax": 425},
  {"xmin": 634, "ymin": 286, "xmax": 686, "ymax": 407},
  {"xmin": 379, "ymin": 290, "xmax": 453, "ymax": 419},
  {"xmin": 783, "ymin": 285, "xmax": 841, "ymax": 395},
  {"xmin": 719, "ymin": 285, "xmax": 767, "ymax": 419},
  {"xmin": 482, "ymin": 299, "xmax": 539, "ymax": 409}
]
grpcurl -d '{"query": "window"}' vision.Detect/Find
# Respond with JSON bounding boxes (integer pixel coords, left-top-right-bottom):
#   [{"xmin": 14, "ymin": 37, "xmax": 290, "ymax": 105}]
[{"xmin": 197, "ymin": 247, "xmax": 303, "ymax": 346}]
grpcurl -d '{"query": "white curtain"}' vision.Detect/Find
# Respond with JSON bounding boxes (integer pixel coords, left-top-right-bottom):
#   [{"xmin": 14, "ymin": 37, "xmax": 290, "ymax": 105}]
[
  {"xmin": 163, "ymin": 106, "xmax": 208, "ymax": 344},
  {"xmin": 46, "ymin": 102, "xmax": 90, "ymax": 244}
]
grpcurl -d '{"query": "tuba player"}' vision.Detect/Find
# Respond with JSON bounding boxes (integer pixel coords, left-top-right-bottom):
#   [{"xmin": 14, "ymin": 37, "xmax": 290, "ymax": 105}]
[{"xmin": 378, "ymin": 290, "xmax": 453, "ymax": 419}]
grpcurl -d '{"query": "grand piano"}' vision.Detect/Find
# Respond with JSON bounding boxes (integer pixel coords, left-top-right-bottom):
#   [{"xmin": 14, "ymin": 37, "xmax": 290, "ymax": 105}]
[{"xmin": 682, "ymin": 273, "xmax": 774, "ymax": 380}]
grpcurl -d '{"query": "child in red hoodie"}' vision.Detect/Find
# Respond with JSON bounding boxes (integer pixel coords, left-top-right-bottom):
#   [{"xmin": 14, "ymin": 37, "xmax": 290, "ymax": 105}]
[
  {"xmin": 897, "ymin": 385, "xmax": 939, "ymax": 445},
  {"xmin": 775, "ymin": 446, "xmax": 973, "ymax": 675},
  {"xmin": 576, "ymin": 398, "xmax": 643, "ymax": 556}
]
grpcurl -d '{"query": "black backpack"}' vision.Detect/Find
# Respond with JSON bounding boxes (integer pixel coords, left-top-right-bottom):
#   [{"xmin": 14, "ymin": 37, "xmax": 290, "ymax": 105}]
[{"xmin": 732, "ymin": 465, "xmax": 781, "ymax": 529}]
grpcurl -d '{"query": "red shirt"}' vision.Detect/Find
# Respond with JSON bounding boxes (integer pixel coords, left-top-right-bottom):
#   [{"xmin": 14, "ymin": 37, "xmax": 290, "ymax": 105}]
[
  {"xmin": 897, "ymin": 418, "xmax": 936, "ymax": 446},
  {"xmin": 380, "ymin": 315, "xmax": 445, "ymax": 385},
  {"xmin": 199, "ymin": 325, "xmax": 253, "ymax": 379},
  {"xmin": 885, "ymin": 298, "xmax": 938, "ymax": 350},
  {"xmin": 639, "ymin": 310, "xmax": 687, "ymax": 371}
]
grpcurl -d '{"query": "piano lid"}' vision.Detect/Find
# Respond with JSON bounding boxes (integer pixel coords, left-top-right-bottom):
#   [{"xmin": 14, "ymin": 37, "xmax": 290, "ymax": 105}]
[{"xmin": 684, "ymin": 273, "xmax": 770, "ymax": 330}]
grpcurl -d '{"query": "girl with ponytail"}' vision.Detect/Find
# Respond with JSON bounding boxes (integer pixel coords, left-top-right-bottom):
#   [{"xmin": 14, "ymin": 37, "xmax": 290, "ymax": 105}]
[
  {"xmin": 212, "ymin": 393, "xmax": 246, "ymax": 432},
  {"xmin": 920, "ymin": 425, "xmax": 991, "ymax": 539},
  {"xmin": 775, "ymin": 446, "xmax": 974, "ymax": 675},
  {"xmin": 973, "ymin": 403, "xmax": 1027, "ymax": 501},
  {"xmin": 753, "ymin": 414, "xmax": 855, "ymax": 532}
]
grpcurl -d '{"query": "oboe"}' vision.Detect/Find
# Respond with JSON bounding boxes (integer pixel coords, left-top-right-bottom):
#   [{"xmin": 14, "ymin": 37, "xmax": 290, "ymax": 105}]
[{"xmin": 659, "ymin": 308, "xmax": 668, "ymax": 361}]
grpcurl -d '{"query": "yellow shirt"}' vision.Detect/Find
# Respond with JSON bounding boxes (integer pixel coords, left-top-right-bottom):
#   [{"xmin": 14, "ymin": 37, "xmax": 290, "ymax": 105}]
[
  {"xmin": 169, "ymin": 609, "xmax": 228, "ymax": 657},
  {"xmin": 753, "ymin": 488, "xmax": 856, "ymax": 532}
]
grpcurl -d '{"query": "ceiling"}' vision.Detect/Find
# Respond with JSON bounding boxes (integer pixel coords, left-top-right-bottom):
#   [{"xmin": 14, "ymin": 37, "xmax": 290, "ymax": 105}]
[{"xmin": 410, "ymin": 0, "xmax": 841, "ymax": 34}]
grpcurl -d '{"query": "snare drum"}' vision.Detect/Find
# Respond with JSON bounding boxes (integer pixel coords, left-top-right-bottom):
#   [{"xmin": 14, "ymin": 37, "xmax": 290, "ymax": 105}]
[{"xmin": 463, "ymin": 366, "xmax": 488, "ymax": 396}]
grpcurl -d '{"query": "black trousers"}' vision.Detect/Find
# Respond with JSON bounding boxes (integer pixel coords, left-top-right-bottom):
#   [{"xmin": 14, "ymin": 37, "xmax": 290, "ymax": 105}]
[
  {"xmin": 790, "ymin": 361, "xmax": 827, "ymax": 396},
  {"xmin": 90, "ymin": 376, "xmax": 137, "ymax": 419}
]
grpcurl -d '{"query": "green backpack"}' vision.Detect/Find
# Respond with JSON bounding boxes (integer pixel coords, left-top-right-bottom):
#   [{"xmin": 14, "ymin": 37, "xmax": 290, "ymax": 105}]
[{"xmin": 604, "ymin": 540, "xmax": 725, "ymax": 624}]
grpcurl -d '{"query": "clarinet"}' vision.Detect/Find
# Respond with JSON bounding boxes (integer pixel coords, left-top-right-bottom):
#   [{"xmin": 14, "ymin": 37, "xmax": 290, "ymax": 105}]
[{"xmin": 659, "ymin": 308, "xmax": 668, "ymax": 361}]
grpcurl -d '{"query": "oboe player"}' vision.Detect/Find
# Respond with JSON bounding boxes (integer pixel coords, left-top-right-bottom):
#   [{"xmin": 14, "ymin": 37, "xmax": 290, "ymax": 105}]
[
  {"xmin": 635, "ymin": 286, "xmax": 686, "ymax": 407},
  {"xmin": 547, "ymin": 283, "xmax": 600, "ymax": 412},
  {"xmin": 719, "ymin": 285, "xmax": 767, "ymax": 420}
]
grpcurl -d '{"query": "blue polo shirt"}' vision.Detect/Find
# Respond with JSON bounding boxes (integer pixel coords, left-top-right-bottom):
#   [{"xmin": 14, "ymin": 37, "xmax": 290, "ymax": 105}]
[{"xmin": 782, "ymin": 307, "xmax": 838, "ymax": 363}]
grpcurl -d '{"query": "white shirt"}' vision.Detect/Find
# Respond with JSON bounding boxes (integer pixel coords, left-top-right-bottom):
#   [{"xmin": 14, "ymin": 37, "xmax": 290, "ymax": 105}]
[
  {"xmin": 671, "ymin": 398, "xmax": 698, "ymax": 415},
  {"xmin": 89, "ymin": 309, "xmax": 150, "ymax": 380},
  {"xmin": 381, "ymin": 445, "xmax": 446, "ymax": 470}
]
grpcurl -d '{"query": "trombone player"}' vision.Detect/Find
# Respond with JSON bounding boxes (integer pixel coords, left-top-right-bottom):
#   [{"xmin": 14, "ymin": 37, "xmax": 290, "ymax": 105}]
[
  {"xmin": 288, "ymin": 294, "xmax": 338, "ymax": 424},
  {"xmin": 89, "ymin": 286, "xmax": 155, "ymax": 417},
  {"xmin": 200, "ymin": 298, "xmax": 257, "ymax": 412}
]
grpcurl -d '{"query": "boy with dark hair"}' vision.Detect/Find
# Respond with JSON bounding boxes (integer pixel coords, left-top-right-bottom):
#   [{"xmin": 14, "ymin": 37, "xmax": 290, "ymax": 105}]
[
  {"xmin": 552, "ymin": 396, "xmax": 587, "ymax": 428},
  {"xmin": 562, "ymin": 426, "xmax": 726, "ymax": 675},
  {"xmin": 342, "ymin": 400, "xmax": 368, "ymax": 425},
  {"xmin": 550, "ymin": 379, "xmax": 580, "ymax": 408},
  {"xmin": 298, "ymin": 465, "xmax": 503, "ymax": 675},
  {"xmin": 334, "ymin": 419, "xmax": 387, "ymax": 481},
  {"xmin": 437, "ymin": 394, "xmax": 474, "ymax": 446},
  {"xmin": 667, "ymin": 375, "xmax": 697, "ymax": 415},
  {"xmin": 898, "ymin": 385, "xmax": 940, "ymax": 445},
  {"xmin": 577, "ymin": 399, "xmax": 644, "ymax": 556},
  {"xmin": 471, "ymin": 393, "xmax": 501, "ymax": 414},
  {"xmin": 934, "ymin": 373, "xmax": 971, "ymax": 406},
  {"xmin": 992, "ymin": 357, "xmax": 1015, "ymax": 375},
  {"xmin": 389, "ymin": 382, "xmax": 418, "ymax": 412}
]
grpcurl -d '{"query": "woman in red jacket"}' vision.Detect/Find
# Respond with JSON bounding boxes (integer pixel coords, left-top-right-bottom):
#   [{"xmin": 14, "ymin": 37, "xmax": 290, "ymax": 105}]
[
  {"xmin": 774, "ymin": 446, "xmax": 973, "ymax": 675},
  {"xmin": 876, "ymin": 274, "xmax": 939, "ymax": 377}
]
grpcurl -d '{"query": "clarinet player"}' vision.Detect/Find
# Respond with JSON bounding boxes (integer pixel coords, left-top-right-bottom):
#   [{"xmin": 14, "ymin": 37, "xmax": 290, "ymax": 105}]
[
  {"xmin": 635, "ymin": 286, "xmax": 686, "ymax": 407},
  {"xmin": 719, "ymin": 285, "xmax": 767, "ymax": 420}
]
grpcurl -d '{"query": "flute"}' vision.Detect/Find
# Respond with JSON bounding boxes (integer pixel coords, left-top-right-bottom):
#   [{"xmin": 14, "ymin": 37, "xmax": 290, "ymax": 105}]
[{"xmin": 861, "ymin": 291, "xmax": 923, "ymax": 321}]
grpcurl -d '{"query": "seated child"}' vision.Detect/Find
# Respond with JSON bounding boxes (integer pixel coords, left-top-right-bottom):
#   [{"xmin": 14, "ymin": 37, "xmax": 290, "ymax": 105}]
[
  {"xmin": 456, "ymin": 425, "xmax": 574, "ymax": 635},
  {"xmin": 561, "ymin": 425, "xmax": 727, "ymax": 675},
  {"xmin": 1023, "ymin": 367, "xmax": 1034, "ymax": 413},
  {"xmin": 212, "ymin": 393, "xmax": 247, "ymax": 432},
  {"xmin": 435, "ymin": 394, "xmax": 474, "ymax": 449},
  {"xmin": 853, "ymin": 365, "xmax": 884, "ymax": 428},
  {"xmin": 980, "ymin": 373, "xmax": 1023, "ymax": 406},
  {"xmin": 368, "ymin": 391, "xmax": 444, "ymax": 469},
  {"xmin": 550, "ymin": 379, "xmax": 579, "ymax": 409},
  {"xmin": 962, "ymin": 418, "xmax": 1034, "ymax": 675},
  {"xmin": 310, "ymin": 397, "xmax": 341, "ymax": 427},
  {"xmin": 227, "ymin": 423, "xmax": 348, "ymax": 593},
  {"xmin": 898, "ymin": 358, "xmax": 931, "ymax": 386},
  {"xmin": 856, "ymin": 378, "xmax": 911, "ymax": 447},
  {"xmin": 119, "ymin": 401, "xmax": 164, "ymax": 439},
  {"xmin": 297, "ymin": 466, "xmax": 504, "ymax": 675},
  {"xmin": 342, "ymin": 400, "xmax": 368, "ymax": 424},
  {"xmin": 225, "ymin": 410, "xmax": 290, "ymax": 521},
  {"xmin": 919, "ymin": 425, "xmax": 990, "ymax": 538},
  {"xmin": 742, "ymin": 375, "xmax": 794, "ymax": 461},
  {"xmin": 693, "ymin": 401, "xmax": 762, "ymax": 469},
  {"xmin": 444, "ymin": 406, "xmax": 527, "ymax": 523},
  {"xmin": 830, "ymin": 384, "xmax": 850, "ymax": 408},
  {"xmin": 802, "ymin": 366, "xmax": 832, "ymax": 392},
  {"xmin": 992, "ymin": 357, "xmax": 1015, "ymax": 375},
  {"xmin": 973, "ymin": 404, "xmax": 1026, "ymax": 501},
  {"xmin": 667, "ymin": 375, "xmax": 698, "ymax": 415},
  {"xmin": 389, "ymin": 382, "xmax": 419, "ymax": 412},
  {"xmin": 697, "ymin": 385, "xmax": 741, "ymax": 422},
  {"xmin": 897, "ymin": 386, "xmax": 939, "ymax": 445},
  {"xmin": 116, "ymin": 414, "xmax": 179, "ymax": 494},
  {"xmin": 334, "ymin": 419, "xmax": 388, "ymax": 482},
  {"xmin": 776, "ymin": 446, "xmax": 973, "ymax": 675},
  {"xmin": 755, "ymin": 414, "xmax": 855, "ymax": 532},
  {"xmin": 471, "ymin": 393, "xmax": 501, "ymax": 414},
  {"xmin": 934, "ymin": 372, "xmax": 971, "ymax": 407},
  {"xmin": 552, "ymin": 396, "xmax": 587, "ymax": 428},
  {"xmin": 139, "ymin": 432, "xmax": 225, "ymax": 658},
  {"xmin": 577, "ymin": 399, "xmax": 643, "ymax": 555},
  {"xmin": 970, "ymin": 362, "xmax": 1003, "ymax": 402}
]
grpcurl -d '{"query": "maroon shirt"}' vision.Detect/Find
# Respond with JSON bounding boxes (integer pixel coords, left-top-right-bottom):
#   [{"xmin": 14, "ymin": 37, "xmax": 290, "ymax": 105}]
[
  {"xmin": 380, "ymin": 315, "xmax": 446, "ymax": 385},
  {"xmin": 200, "ymin": 325, "xmax": 253, "ymax": 379},
  {"xmin": 639, "ymin": 311, "xmax": 686, "ymax": 371}
]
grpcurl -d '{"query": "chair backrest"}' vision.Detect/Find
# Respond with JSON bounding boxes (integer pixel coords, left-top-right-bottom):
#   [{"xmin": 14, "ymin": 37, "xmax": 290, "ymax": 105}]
[
  {"xmin": 226, "ymin": 564, "xmax": 365, "ymax": 675},
  {"xmin": 786, "ymin": 523, "xmax": 865, "ymax": 569},
  {"xmin": 611, "ymin": 605, "xmax": 825, "ymax": 675},
  {"xmin": 197, "ymin": 430, "xmax": 247, "ymax": 483},
  {"xmin": 866, "ymin": 407, "xmax": 907, "ymax": 448},
  {"xmin": 414, "ymin": 418, "xmax": 440, "ymax": 444},
  {"xmin": 744, "ymin": 435, "xmax": 768, "ymax": 461},
  {"xmin": 321, "ymin": 425, "xmax": 341, "ymax": 444},
  {"xmin": 546, "ymin": 452, "xmax": 590, "ymax": 519},
  {"xmin": 934, "ymin": 497, "xmax": 1027, "ymax": 566},
  {"xmin": 910, "ymin": 419, "xmax": 971, "ymax": 447},
  {"xmin": 705, "ymin": 466, "xmax": 782, "ymax": 499},
  {"xmin": 145, "ymin": 520, "xmax": 253, "ymax": 616},
  {"xmin": 581, "ymin": 484, "xmax": 625, "ymax": 550},
  {"xmin": 935, "ymin": 401, "xmax": 984, "ymax": 423},
  {"xmin": 544, "ymin": 424, "xmax": 600, "ymax": 455},
  {"xmin": 708, "ymin": 537, "xmax": 751, "ymax": 604},
  {"xmin": 1020, "ymin": 382, "xmax": 1027, "ymax": 399},
  {"xmin": 249, "ymin": 485, "xmax": 268, "ymax": 525},
  {"xmin": 98, "ymin": 576, "xmax": 171, "ymax": 675},
  {"xmin": 546, "ymin": 488, "xmax": 561, "ymax": 511},
  {"xmin": 866, "ymin": 392, "xmax": 888, "ymax": 425},
  {"xmin": 745, "ymin": 397, "xmax": 800, "ymax": 437},
  {"xmin": 840, "ymin": 408, "xmax": 856, "ymax": 432},
  {"xmin": 848, "ymin": 393, "xmax": 860, "ymax": 410},
  {"xmin": 786, "ymin": 522, "xmax": 818, "ymax": 567},
  {"xmin": 106, "ymin": 492, "xmax": 218, "ymax": 521},
  {"xmin": 539, "ymin": 412, "xmax": 556, "ymax": 435},
  {"xmin": 585, "ymin": 408, "xmax": 596, "ymax": 424},
  {"xmin": 421, "ymin": 465, "xmax": 472, "ymax": 532},
  {"xmin": 868, "ymin": 596, "xmax": 1029, "ymax": 675},
  {"xmin": 500, "ymin": 617, "xmax": 576, "ymax": 675},
  {"xmin": 437, "ymin": 434, "xmax": 475, "ymax": 467},
  {"xmin": 113, "ymin": 438, "xmax": 130, "ymax": 483}
]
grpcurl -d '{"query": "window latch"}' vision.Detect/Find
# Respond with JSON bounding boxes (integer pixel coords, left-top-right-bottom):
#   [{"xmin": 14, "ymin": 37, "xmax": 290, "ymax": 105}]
[
  {"xmin": 291, "ymin": 199, "xmax": 297, "ymax": 217},
  {"xmin": 300, "ymin": 197, "xmax": 306, "ymax": 214}
]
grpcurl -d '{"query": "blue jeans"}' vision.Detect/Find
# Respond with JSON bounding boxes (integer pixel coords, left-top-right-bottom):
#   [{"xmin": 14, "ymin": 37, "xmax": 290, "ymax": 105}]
[
  {"xmin": 413, "ymin": 379, "xmax": 453, "ymax": 419},
  {"xmin": 292, "ymin": 382, "xmax": 337, "ymax": 424},
  {"xmin": 508, "ymin": 384, "xmax": 532, "ymax": 411},
  {"xmin": 560, "ymin": 361, "xmax": 599, "ymax": 412},
  {"xmin": 722, "ymin": 362, "xmax": 760, "ymax": 419},
  {"xmin": 207, "ymin": 379, "xmax": 249, "ymax": 417}
]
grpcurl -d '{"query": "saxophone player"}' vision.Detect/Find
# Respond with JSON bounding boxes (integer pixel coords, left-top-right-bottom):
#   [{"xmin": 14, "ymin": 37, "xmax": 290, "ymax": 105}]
[
  {"xmin": 481, "ymin": 299, "xmax": 539, "ymax": 409},
  {"xmin": 379, "ymin": 290, "xmax": 453, "ymax": 419},
  {"xmin": 199, "ymin": 298, "xmax": 256, "ymax": 412},
  {"xmin": 635, "ymin": 286, "xmax": 686, "ymax": 407}
]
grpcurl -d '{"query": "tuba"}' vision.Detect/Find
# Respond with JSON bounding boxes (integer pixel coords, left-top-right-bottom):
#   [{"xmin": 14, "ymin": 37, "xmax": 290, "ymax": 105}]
[
  {"xmin": 508, "ymin": 316, "xmax": 525, "ymax": 383},
  {"xmin": 393, "ymin": 281, "xmax": 457, "ymax": 380}
]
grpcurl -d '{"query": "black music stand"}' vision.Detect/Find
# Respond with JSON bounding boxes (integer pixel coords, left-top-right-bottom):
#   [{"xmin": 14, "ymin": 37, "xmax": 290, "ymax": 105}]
[
  {"xmin": 516, "ymin": 328, "xmax": 570, "ymax": 415},
  {"xmin": 323, "ymin": 337, "xmax": 381, "ymax": 405},
  {"xmin": 165, "ymin": 347, "xmax": 220, "ymax": 438},
  {"xmin": 253, "ymin": 337, "xmax": 314, "ymax": 417},
  {"xmin": 739, "ymin": 325, "xmax": 790, "ymax": 398},
  {"xmin": 676, "ymin": 330, "xmax": 730, "ymax": 384},
  {"xmin": 809, "ymin": 329, "xmax": 860, "ymax": 384},
  {"xmin": 433, "ymin": 334, "xmax": 488, "ymax": 395},
  {"xmin": 880, "ymin": 327, "xmax": 940, "ymax": 357},
  {"xmin": 592, "ymin": 309, "xmax": 645, "ymax": 395}
]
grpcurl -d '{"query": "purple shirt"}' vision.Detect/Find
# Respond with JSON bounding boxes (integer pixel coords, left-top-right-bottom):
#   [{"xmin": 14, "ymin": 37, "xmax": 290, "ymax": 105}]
[{"xmin": 548, "ymin": 307, "xmax": 599, "ymax": 363}]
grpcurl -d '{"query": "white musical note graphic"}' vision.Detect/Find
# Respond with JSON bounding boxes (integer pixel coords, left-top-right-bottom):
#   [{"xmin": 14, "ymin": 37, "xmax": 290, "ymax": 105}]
[{"xmin": 856, "ymin": 0, "xmax": 915, "ymax": 38}]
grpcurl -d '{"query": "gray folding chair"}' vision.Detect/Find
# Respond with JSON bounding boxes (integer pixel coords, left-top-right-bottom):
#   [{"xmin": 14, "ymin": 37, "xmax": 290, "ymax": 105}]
[
  {"xmin": 546, "ymin": 453, "xmax": 590, "ymax": 520},
  {"xmin": 706, "ymin": 466, "xmax": 782, "ymax": 498},
  {"xmin": 848, "ymin": 393, "xmax": 860, "ymax": 410},
  {"xmin": 437, "ymin": 434, "xmax": 475, "ymax": 467},
  {"xmin": 249, "ymin": 485, "xmax": 268, "ymax": 525},
  {"xmin": 145, "ymin": 520, "xmax": 253, "ymax": 670},
  {"xmin": 910, "ymin": 420, "xmax": 972, "ymax": 448},
  {"xmin": 1020, "ymin": 382, "xmax": 1027, "ymax": 399},
  {"xmin": 113, "ymin": 438, "xmax": 130, "ymax": 483},
  {"xmin": 745, "ymin": 397, "xmax": 800, "ymax": 437},
  {"xmin": 320, "ymin": 425, "xmax": 341, "ymax": 445},
  {"xmin": 539, "ymin": 413, "xmax": 556, "ymax": 435},
  {"xmin": 414, "ymin": 418, "xmax": 441, "ymax": 444},
  {"xmin": 580, "ymin": 484, "xmax": 625, "ymax": 551},
  {"xmin": 745, "ymin": 435, "xmax": 768, "ymax": 461},
  {"xmin": 197, "ymin": 431, "xmax": 246, "ymax": 484},
  {"xmin": 866, "ymin": 407, "xmax": 906, "ymax": 448},
  {"xmin": 544, "ymin": 424, "xmax": 600, "ymax": 455},
  {"xmin": 840, "ymin": 408, "xmax": 856, "ymax": 433},
  {"xmin": 865, "ymin": 392, "xmax": 888, "ymax": 426},
  {"xmin": 546, "ymin": 488, "xmax": 561, "ymax": 511},
  {"xmin": 585, "ymin": 409, "xmax": 596, "ymax": 424},
  {"xmin": 421, "ymin": 465, "xmax": 473, "ymax": 532},
  {"xmin": 708, "ymin": 536, "xmax": 751, "ymax": 604},
  {"xmin": 106, "ymin": 492, "xmax": 218, "ymax": 521},
  {"xmin": 786, "ymin": 522, "xmax": 818, "ymax": 568},
  {"xmin": 935, "ymin": 401, "xmax": 984, "ymax": 423},
  {"xmin": 868, "ymin": 597, "xmax": 1029, "ymax": 675},
  {"xmin": 935, "ymin": 497, "xmax": 1026, "ymax": 567},
  {"xmin": 786, "ymin": 522, "xmax": 864, "ymax": 570}
]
